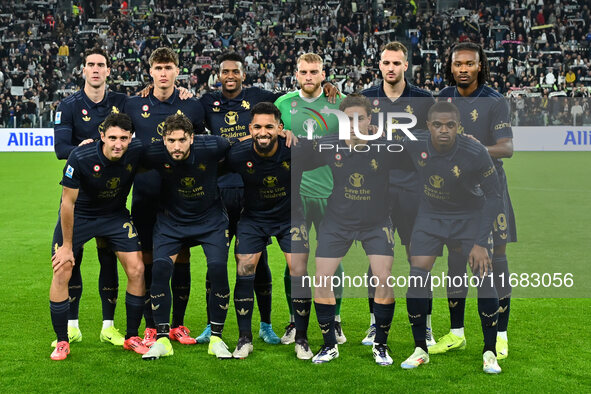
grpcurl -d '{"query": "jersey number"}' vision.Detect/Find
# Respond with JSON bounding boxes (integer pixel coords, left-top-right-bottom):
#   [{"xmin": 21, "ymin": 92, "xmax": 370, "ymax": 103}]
[
  {"xmin": 291, "ymin": 225, "xmax": 309, "ymax": 241},
  {"xmin": 123, "ymin": 222, "xmax": 137, "ymax": 239},
  {"xmin": 382, "ymin": 227, "xmax": 395, "ymax": 245},
  {"xmin": 493, "ymin": 213, "xmax": 507, "ymax": 232}
]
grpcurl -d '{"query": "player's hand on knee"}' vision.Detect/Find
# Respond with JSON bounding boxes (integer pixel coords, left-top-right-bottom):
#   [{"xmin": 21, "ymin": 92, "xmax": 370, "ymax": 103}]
[
  {"xmin": 52, "ymin": 246, "xmax": 75, "ymax": 273},
  {"xmin": 468, "ymin": 244, "xmax": 491, "ymax": 278}
]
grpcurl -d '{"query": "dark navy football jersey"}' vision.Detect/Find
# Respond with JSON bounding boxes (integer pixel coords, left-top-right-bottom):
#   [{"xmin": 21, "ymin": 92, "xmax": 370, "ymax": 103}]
[
  {"xmin": 141, "ymin": 135, "xmax": 230, "ymax": 224},
  {"xmin": 296, "ymin": 134, "xmax": 413, "ymax": 230},
  {"xmin": 438, "ymin": 85, "xmax": 512, "ymax": 167},
  {"xmin": 403, "ymin": 131, "xmax": 501, "ymax": 246},
  {"xmin": 226, "ymin": 137, "xmax": 291, "ymax": 223},
  {"xmin": 200, "ymin": 86, "xmax": 279, "ymax": 188},
  {"xmin": 60, "ymin": 139, "xmax": 143, "ymax": 217},
  {"xmin": 361, "ymin": 80, "xmax": 434, "ymax": 191},
  {"xmin": 126, "ymin": 89, "xmax": 205, "ymax": 198},
  {"xmin": 54, "ymin": 90, "xmax": 127, "ymax": 159}
]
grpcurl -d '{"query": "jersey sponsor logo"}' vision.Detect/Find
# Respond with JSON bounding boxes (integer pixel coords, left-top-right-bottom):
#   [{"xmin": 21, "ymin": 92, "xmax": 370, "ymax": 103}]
[
  {"xmin": 65, "ymin": 165, "xmax": 74, "ymax": 179},
  {"xmin": 241, "ymin": 100, "xmax": 250, "ymax": 110},
  {"xmin": 348, "ymin": 173, "xmax": 364, "ymax": 187},
  {"xmin": 55, "ymin": 111, "xmax": 62, "ymax": 124},
  {"xmin": 106, "ymin": 177, "xmax": 120, "ymax": 189},
  {"xmin": 470, "ymin": 109, "xmax": 478, "ymax": 122},
  {"xmin": 429, "ymin": 175, "xmax": 444, "ymax": 188},
  {"xmin": 494, "ymin": 122, "xmax": 511, "ymax": 130},
  {"xmin": 225, "ymin": 111, "xmax": 238, "ymax": 125},
  {"xmin": 451, "ymin": 165, "xmax": 461, "ymax": 178},
  {"xmin": 180, "ymin": 177, "xmax": 195, "ymax": 188},
  {"xmin": 263, "ymin": 176, "xmax": 278, "ymax": 187}
]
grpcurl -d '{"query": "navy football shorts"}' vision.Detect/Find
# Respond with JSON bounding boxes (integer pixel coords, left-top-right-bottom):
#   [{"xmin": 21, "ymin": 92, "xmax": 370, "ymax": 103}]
[
  {"xmin": 52, "ymin": 211, "xmax": 141, "ymax": 256},
  {"xmin": 410, "ymin": 215, "xmax": 493, "ymax": 257},
  {"xmin": 315, "ymin": 218, "xmax": 395, "ymax": 258},
  {"xmin": 152, "ymin": 209, "xmax": 229, "ymax": 263},
  {"xmin": 235, "ymin": 217, "xmax": 296, "ymax": 254}
]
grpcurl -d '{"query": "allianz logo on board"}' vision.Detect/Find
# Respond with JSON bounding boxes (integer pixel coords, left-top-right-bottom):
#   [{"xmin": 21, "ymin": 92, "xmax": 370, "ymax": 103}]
[
  {"xmin": 7, "ymin": 131, "xmax": 54, "ymax": 146},
  {"xmin": 564, "ymin": 130, "xmax": 591, "ymax": 145}
]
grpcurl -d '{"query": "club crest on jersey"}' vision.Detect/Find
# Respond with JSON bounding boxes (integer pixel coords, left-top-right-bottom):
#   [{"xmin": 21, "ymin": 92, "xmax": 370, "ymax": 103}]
[
  {"xmin": 82, "ymin": 109, "xmax": 90, "ymax": 122},
  {"xmin": 470, "ymin": 109, "xmax": 478, "ymax": 122},
  {"xmin": 111, "ymin": 106, "xmax": 120, "ymax": 114},
  {"xmin": 405, "ymin": 105, "xmax": 414, "ymax": 114},
  {"xmin": 198, "ymin": 163, "xmax": 206, "ymax": 171},
  {"xmin": 370, "ymin": 159, "xmax": 378, "ymax": 171},
  {"xmin": 451, "ymin": 165, "xmax": 461, "ymax": 178},
  {"xmin": 281, "ymin": 161, "xmax": 290, "ymax": 171},
  {"xmin": 126, "ymin": 164, "xmax": 133, "ymax": 172},
  {"xmin": 241, "ymin": 100, "xmax": 250, "ymax": 110}
]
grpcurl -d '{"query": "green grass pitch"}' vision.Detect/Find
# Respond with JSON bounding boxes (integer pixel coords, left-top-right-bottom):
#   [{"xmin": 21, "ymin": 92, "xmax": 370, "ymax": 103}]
[{"xmin": 0, "ymin": 151, "xmax": 589, "ymax": 392}]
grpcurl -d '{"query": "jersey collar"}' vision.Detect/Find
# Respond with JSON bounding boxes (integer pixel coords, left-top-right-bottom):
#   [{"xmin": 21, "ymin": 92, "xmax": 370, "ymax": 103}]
[
  {"xmin": 219, "ymin": 87, "xmax": 246, "ymax": 104},
  {"xmin": 453, "ymin": 84, "xmax": 485, "ymax": 103},
  {"xmin": 427, "ymin": 136, "xmax": 459, "ymax": 159},
  {"xmin": 149, "ymin": 88, "xmax": 179, "ymax": 106},
  {"xmin": 81, "ymin": 88, "xmax": 110, "ymax": 109},
  {"xmin": 298, "ymin": 89, "xmax": 324, "ymax": 103}
]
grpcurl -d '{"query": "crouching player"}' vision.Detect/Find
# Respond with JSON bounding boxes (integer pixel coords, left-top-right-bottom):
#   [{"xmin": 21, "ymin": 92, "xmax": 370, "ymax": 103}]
[
  {"xmin": 296, "ymin": 94, "xmax": 412, "ymax": 365},
  {"xmin": 401, "ymin": 102, "xmax": 503, "ymax": 374},
  {"xmin": 140, "ymin": 114, "xmax": 233, "ymax": 360},
  {"xmin": 225, "ymin": 102, "xmax": 311, "ymax": 359},
  {"xmin": 49, "ymin": 113, "xmax": 147, "ymax": 360}
]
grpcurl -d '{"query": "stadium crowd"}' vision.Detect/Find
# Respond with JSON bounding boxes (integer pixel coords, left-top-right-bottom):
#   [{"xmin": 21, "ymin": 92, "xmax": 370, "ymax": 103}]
[{"xmin": 0, "ymin": 0, "xmax": 590, "ymax": 128}]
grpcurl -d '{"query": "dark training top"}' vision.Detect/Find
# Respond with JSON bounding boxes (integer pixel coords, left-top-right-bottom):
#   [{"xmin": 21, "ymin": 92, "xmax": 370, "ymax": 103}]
[
  {"xmin": 200, "ymin": 86, "xmax": 279, "ymax": 188},
  {"xmin": 438, "ymin": 84, "xmax": 512, "ymax": 168},
  {"xmin": 141, "ymin": 135, "xmax": 230, "ymax": 224},
  {"xmin": 60, "ymin": 139, "xmax": 143, "ymax": 217},
  {"xmin": 226, "ymin": 137, "xmax": 291, "ymax": 223},
  {"xmin": 54, "ymin": 89, "xmax": 127, "ymax": 160},
  {"xmin": 361, "ymin": 80, "xmax": 434, "ymax": 191},
  {"xmin": 296, "ymin": 134, "xmax": 413, "ymax": 229},
  {"xmin": 126, "ymin": 89, "xmax": 205, "ymax": 199},
  {"xmin": 403, "ymin": 131, "xmax": 501, "ymax": 246}
]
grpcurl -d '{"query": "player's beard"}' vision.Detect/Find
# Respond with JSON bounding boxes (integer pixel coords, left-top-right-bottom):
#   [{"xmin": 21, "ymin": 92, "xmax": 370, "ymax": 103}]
[
  {"xmin": 253, "ymin": 135, "xmax": 277, "ymax": 155},
  {"xmin": 301, "ymin": 82, "xmax": 321, "ymax": 95},
  {"xmin": 169, "ymin": 148, "xmax": 190, "ymax": 161}
]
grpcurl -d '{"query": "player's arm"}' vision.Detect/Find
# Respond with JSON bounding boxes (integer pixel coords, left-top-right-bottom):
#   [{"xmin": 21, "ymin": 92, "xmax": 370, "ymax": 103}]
[
  {"xmin": 52, "ymin": 186, "xmax": 78, "ymax": 273},
  {"xmin": 486, "ymin": 98, "xmax": 514, "ymax": 159},
  {"xmin": 469, "ymin": 153, "xmax": 502, "ymax": 277},
  {"xmin": 322, "ymin": 82, "xmax": 341, "ymax": 104},
  {"xmin": 54, "ymin": 104, "xmax": 90, "ymax": 159},
  {"xmin": 486, "ymin": 137, "xmax": 513, "ymax": 159}
]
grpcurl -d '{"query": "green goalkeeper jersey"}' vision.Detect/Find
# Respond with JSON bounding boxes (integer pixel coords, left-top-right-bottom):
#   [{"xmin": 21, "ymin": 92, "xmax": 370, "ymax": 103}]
[{"xmin": 274, "ymin": 90, "xmax": 344, "ymax": 198}]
